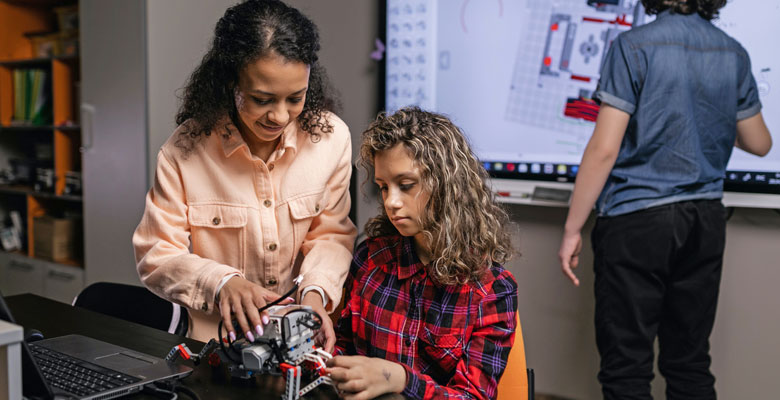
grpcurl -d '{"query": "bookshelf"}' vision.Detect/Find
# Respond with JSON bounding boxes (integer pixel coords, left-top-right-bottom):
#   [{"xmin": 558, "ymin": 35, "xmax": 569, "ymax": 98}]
[{"xmin": 0, "ymin": 0, "xmax": 83, "ymax": 302}]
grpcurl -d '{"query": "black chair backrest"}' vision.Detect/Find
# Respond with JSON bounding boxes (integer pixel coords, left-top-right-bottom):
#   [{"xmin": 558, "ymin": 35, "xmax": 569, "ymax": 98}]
[{"xmin": 73, "ymin": 282, "xmax": 187, "ymax": 336}]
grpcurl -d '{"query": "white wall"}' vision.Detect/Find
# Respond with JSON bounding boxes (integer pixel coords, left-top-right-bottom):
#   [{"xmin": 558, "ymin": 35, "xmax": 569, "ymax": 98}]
[
  {"xmin": 145, "ymin": 0, "xmax": 237, "ymax": 182},
  {"xmin": 81, "ymin": 0, "xmax": 149, "ymax": 286}
]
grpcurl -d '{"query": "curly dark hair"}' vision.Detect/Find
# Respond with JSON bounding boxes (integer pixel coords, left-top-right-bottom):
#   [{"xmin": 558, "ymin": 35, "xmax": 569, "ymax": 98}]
[
  {"xmin": 175, "ymin": 0, "xmax": 339, "ymax": 152},
  {"xmin": 642, "ymin": 0, "xmax": 728, "ymax": 20},
  {"xmin": 360, "ymin": 107, "xmax": 515, "ymax": 285}
]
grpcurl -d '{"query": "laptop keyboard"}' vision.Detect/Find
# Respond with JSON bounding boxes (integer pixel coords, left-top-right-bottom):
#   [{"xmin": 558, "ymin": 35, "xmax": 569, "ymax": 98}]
[{"xmin": 30, "ymin": 344, "xmax": 142, "ymax": 398}]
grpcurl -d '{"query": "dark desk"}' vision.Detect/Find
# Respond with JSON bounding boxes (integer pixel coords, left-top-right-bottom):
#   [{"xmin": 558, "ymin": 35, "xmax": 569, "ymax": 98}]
[{"xmin": 6, "ymin": 293, "xmax": 339, "ymax": 399}]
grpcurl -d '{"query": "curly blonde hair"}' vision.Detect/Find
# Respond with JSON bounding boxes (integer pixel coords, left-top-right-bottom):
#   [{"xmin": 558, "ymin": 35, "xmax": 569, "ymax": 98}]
[{"xmin": 360, "ymin": 107, "xmax": 514, "ymax": 285}]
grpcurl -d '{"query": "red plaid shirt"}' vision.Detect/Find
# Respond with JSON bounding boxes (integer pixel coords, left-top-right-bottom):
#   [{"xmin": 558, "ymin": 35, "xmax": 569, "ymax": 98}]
[{"xmin": 334, "ymin": 235, "xmax": 518, "ymax": 399}]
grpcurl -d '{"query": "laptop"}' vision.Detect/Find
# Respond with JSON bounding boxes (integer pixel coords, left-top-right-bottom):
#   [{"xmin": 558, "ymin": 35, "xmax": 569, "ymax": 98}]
[{"xmin": 0, "ymin": 291, "xmax": 192, "ymax": 400}]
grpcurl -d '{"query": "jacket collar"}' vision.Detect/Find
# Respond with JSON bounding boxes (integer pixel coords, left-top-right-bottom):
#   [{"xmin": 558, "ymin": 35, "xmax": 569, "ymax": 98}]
[
  {"xmin": 374, "ymin": 235, "xmax": 427, "ymax": 281},
  {"xmin": 220, "ymin": 118, "xmax": 299, "ymax": 159}
]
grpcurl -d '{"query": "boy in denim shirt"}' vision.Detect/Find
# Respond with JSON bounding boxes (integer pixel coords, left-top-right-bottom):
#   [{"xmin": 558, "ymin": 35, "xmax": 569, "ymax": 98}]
[{"xmin": 558, "ymin": 0, "xmax": 772, "ymax": 399}]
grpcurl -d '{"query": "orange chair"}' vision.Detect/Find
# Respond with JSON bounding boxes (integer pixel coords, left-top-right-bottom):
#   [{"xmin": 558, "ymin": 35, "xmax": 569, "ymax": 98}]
[{"xmin": 497, "ymin": 315, "xmax": 534, "ymax": 400}]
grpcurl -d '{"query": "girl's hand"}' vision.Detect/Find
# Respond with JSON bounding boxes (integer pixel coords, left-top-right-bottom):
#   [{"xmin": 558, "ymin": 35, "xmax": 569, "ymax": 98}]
[
  {"xmin": 218, "ymin": 276, "xmax": 291, "ymax": 342},
  {"xmin": 300, "ymin": 290, "xmax": 336, "ymax": 353},
  {"xmin": 326, "ymin": 355, "xmax": 406, "ymax": 399}
]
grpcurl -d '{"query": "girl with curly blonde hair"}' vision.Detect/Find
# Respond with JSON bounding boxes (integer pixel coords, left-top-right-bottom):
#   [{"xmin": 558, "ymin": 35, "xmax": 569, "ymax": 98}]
[{"xmin": 327, "ymin": 107, "xmax": 519, "ymax": 400}]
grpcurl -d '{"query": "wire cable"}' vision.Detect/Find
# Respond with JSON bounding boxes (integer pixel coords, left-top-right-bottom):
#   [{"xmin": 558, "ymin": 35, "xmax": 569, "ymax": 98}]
[{"xmin": 144, "ymin": 379, "xmax": 201, "ymax": 400}]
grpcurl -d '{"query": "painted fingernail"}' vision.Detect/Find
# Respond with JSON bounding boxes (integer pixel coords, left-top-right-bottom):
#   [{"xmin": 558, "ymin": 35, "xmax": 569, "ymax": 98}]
[
  {"xmin": 229, "ymin": 331, "xmax": 236, "ymax": 342},
  {"xmin": 287, "ymin": 297, "xmax": 295, "ymax": 302},
  {"xmin": 255, "ymin": 324, "xmax": 264, "ymax": 337},
  {"xmin": 246, "ymin": 331, "xmax": 255, "ymax": 342},
  {"xmin": 262, "ymin": 315, "xmax": 270, "ymax": 325}
]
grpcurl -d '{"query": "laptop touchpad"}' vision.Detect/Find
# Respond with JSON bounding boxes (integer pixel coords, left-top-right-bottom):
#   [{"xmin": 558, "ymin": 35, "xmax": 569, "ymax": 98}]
[{"xmin": 94, "ymin": 352, "xmax": 153, "ymax": 370}]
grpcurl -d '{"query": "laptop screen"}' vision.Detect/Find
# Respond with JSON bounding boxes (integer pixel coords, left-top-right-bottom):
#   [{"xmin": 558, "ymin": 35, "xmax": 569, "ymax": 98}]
[{"xmin": 0, "ymin": 291, "xmax": 55, "ymax": 400}]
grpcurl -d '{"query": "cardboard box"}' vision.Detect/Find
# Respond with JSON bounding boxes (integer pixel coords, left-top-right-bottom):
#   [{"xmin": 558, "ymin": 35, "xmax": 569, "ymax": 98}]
[{"xmin": 33, "ymin": 216, "xmax": 76, "ymax": 262}]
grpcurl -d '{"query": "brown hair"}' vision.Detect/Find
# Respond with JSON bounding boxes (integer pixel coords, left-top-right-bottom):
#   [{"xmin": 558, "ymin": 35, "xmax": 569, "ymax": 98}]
[
  {"xmin": 641, "ymin": 0, "xmax": 728, "ymax": 20},
  {"xmin": 360, "ymin": 107, "xmax": 514, "ymax": 285}
]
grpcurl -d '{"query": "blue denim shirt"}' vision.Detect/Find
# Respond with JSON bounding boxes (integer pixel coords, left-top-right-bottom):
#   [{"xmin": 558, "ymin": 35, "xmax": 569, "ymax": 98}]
[{"xmin": 593, "ymin": 10, "xmax": 762, "ymax": 216}]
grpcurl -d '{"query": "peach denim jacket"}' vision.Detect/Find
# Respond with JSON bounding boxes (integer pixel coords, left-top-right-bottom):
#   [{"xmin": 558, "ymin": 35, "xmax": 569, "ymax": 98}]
[{"xmin": 133, "ymin": 113, "xmax": 357, "ymax": 341}]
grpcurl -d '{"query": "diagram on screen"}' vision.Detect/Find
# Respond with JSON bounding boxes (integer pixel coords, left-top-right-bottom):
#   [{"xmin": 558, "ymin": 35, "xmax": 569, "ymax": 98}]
[{"xmin": 506, "ymin": 0, "xmax": 648, "ymax": 140}]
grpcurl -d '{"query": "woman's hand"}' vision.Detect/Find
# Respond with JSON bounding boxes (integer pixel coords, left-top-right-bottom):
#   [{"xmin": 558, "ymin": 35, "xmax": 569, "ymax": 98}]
[
  {"xmin": 218, "ymin": 276, "xmax": 291, "ymax": 342},
  {"xmin": 300, "ymin": 290, "xmax": 336, "ymax": 353},
  {"xmin": 326, "ymin": 356, "xmax": 406, "ymax": 400}
]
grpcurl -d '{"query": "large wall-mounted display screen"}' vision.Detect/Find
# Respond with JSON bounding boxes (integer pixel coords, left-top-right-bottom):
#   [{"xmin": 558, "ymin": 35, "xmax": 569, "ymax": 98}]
[{"xmin": 384, "ymin": 0, "xmax": 779, "ymax": 207}]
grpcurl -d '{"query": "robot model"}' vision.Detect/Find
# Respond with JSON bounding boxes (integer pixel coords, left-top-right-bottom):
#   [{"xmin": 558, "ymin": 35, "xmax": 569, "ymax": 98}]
[{"xmin": 167, "ymin": 304, "xmax": 335, "ymax": 400}]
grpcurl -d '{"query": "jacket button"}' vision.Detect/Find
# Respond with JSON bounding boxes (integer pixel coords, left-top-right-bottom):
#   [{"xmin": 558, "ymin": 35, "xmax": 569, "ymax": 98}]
[
  {"xmin": 268, "ymin": 164, "xmax": 275, "ymax": 171},
  {"xmin": 315, "ymin": 204, "xmax": 320, "ymax": 212},
  {"xmin": 212, "ymin": 217, "xmax": 221, "ymax": 225},
  {"xmin": 201, "ymin": 302, "xmax": 208, "ymax": 311},
  {"xmin": 267, "ymin": 278, "xmax": 278, "ymax": 286},
  {"xmin": 268, "ymin": 243, "xmax": 278, "ymax": 251},
  {"xmin": 263, "ymin": 199, "xmax": 272, "ymax": 208}
]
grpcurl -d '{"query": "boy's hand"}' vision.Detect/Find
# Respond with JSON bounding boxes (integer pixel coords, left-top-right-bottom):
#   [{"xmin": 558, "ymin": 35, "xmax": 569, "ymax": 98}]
[
  {"xmin": 327, "ymin": 356, "xmax": 406, "ymax": 399},
  {"xmin": 301, "ymin": 290, "xmax": 336, "ymax": 353},
  {"xmin": 559, "ymin": 230, "xmax": 582, "ymax": 286}
]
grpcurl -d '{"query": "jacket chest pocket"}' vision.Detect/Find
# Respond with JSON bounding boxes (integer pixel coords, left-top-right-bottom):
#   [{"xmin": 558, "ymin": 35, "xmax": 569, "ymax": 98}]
[
  {"xmin": 287, "ymin": 189, "xmax": 328, "ymax": 249},
  {"xmin": 188, "ymin": 204, "xmax": 248, "ymax": 270},
  {"xmin": 419, "ymin": 326, "xmax": 465, "ymax": 376}
]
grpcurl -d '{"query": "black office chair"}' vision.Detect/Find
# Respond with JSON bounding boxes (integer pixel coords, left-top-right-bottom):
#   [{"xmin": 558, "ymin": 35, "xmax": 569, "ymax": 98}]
[{"xmin": 72, "ymin": 282, "xmax": 188, "ymax": 336}]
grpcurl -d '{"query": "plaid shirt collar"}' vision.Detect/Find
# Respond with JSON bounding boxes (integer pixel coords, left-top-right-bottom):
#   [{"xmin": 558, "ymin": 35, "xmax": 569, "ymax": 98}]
[{"xmin": 374, "ymin": 235, "xmax": 428, "ymax": 281}]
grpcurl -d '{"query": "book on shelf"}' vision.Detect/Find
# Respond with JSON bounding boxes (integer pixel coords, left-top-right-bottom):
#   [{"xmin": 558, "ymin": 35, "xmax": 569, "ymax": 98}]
[{"xmin": 11, "ymin": 68, "xmax": 52, "ymax": 126}]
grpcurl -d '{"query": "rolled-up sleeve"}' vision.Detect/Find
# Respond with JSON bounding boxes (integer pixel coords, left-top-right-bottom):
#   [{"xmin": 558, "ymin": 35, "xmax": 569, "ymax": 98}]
[
  {"xmin": 297, "ymin": 121, "xmax": 358, "ymax": 312},
  {"xmin": 133, "ymin": 149, "xmax": 242, "ymax": 314},
  {"xmin": 595, "ymin": 35, "xmax": 641, "ymax": 115},
  {"xmin": 736, "ymin": 46, "xmax": 762, "ymax": 120}
]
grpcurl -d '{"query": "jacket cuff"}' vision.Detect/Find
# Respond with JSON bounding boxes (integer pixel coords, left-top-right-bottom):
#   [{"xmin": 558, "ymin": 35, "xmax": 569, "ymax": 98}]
[
  {"xmin": 215, "ymin": 272, "xmax": 242, "ymax": 302},
  {"xmin": 299, "ymin": 272, "xmax": 340, "ymax": 313},
  {"xmin": 301, "ymin": 285, "xmax": 328, "ymax": 308},
  {"xmin": 193, "ymin": 264, "xmax": 242, "ymax": 314}
]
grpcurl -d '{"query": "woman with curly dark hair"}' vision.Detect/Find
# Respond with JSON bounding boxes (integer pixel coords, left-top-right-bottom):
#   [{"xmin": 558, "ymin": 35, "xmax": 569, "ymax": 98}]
[
  {"xmin": 327, "ymin": 107, "xmax": 518, "ymax": 399},
  {"xmin": 559, "ymin": 0, "xmax": 771, "ymax": 398},
  {"xmin": 133, "ymin": 0, "xmax": 356, "ymax": 351}
]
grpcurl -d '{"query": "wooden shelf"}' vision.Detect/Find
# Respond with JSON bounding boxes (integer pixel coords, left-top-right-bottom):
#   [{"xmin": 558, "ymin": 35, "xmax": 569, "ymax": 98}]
[
  {"xmin": 55, "ymin": 124, "xmax": 79, "ymax": 132},
  {"xmin": 0, "ymin": 0, "xmax": 84, "ymax": 303},
  {"xmin": 0, "ymin": 54, "xmax": 78, "ymax": 65},
  {"xmin": 0, "ymin": 0, "xmax": 76, "ymax": 7},
  {"xmin": 0, "ymin": 184, "xmax": 81, "ymax": 202},
  {"xmin": 0, "ymin": 248, "xmax": 82, "ymax": 269},
  {"xmin": 0, "ymin": 57, "xmax": 52, "ymax": 68},
  {"xmin": 0, "ymin": 124, "xmax": 80, "ymax": 131}
]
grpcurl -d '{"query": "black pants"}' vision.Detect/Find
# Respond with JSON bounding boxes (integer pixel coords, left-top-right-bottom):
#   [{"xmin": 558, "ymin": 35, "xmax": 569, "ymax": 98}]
[{"xmin": 592, "ymin": 200, "xmax": 726, "ymax": 400}]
